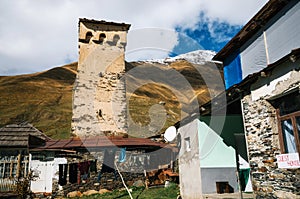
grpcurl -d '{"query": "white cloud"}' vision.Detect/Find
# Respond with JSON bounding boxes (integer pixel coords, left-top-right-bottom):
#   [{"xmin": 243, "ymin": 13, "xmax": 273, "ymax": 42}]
[
  {"xmin": 0, "ymin": 0, "xmax": 268, "ymax": 75},
  {"xmin": 126, "ymin": 28, "xmax": 179, "ymax": 61},
  {"xmin": 199, "ymin": 0, "xmax": 268, "ymax": 25}
]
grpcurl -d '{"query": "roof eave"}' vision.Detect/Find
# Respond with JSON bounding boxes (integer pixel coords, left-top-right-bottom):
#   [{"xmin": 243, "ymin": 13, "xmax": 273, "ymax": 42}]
[
  {"xmin": 200, "ymin": 48, "xmax": 300, "ymax": 115},
  {"xmin": 79, "ymin": 18, "xmax": 131, "ymax": 31}
]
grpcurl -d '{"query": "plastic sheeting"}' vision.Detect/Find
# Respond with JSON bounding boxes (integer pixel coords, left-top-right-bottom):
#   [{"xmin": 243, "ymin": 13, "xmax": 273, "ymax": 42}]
[
  {"xmin": 119, "ymin": 147, "xmax": 127, "ymax": 163},
  {"xmin": 222, "ymin": 1, "xmax": 300, "ymax": 89},
  {"xmin": 266, "ymin": 1, "xmax": 300, "ymax": 64},
  {"xmin": 223, "ymin": 53, "xmax": 242, "ymax": 89},
  {"xmin": 240, "ymin": 33, "xmax": 267, "ymax": 79}
]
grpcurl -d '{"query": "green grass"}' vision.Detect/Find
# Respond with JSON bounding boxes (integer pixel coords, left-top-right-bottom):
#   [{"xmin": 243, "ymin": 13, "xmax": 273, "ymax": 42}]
[{"xmin": 79, "ymin": 184, "xmax": 180, "ymax": 199}]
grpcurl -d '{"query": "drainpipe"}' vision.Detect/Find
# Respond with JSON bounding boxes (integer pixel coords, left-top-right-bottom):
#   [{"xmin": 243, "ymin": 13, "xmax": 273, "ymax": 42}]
[{"xmin": 235, "ymin": 147, "xmax": 243, "ymax": 199}]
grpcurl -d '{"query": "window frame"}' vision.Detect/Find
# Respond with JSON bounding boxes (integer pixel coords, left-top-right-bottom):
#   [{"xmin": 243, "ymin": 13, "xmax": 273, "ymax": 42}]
[{"xmin": 276, "ymin": 109, "xmax": 300, "ymax": 154}]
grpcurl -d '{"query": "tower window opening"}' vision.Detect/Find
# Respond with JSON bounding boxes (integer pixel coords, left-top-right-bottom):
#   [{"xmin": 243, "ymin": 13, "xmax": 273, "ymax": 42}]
[
  {"xmin": 85, "ymin": 32, "xmax": 93, "ymax": 43},
  {"xmin": 99, "ymin": 33, "xmax": 106, "ymax": 44},
  {"xmin": 113, "ymin": 34, "xmax": 120, "ymax": 44}
]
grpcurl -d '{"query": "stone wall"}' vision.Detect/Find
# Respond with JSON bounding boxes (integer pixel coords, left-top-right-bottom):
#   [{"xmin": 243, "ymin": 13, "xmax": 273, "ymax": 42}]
[
  {"xmin": 242, "ymin": 96, "xmax": 300, "ymax": 198},
  {"xmin": 52, "ymin": 149, "xmax": 174, "ymax": 197},
  {"xmin": 241, "ymin": 60, "xmax": 300, "ymax": 198},
  {"xmin": 53, "ymin": 170, "xmax": 145, "ymax": 197},
  {"xmin": 89, "ymin": 149, "xmax": 172, "ymax": 173}
]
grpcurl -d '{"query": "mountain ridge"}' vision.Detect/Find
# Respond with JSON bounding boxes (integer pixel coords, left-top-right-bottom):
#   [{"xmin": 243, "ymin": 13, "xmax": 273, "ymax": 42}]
[{"xmin": 0, "ymin": 50, "xmax": 223, "ymax": 138}]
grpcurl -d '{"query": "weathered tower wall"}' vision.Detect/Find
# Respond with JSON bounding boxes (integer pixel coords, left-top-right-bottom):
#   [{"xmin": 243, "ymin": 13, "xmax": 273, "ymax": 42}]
[{"xmin": 72, "ymin": 19, "xmax": 130, "ymax": 137}]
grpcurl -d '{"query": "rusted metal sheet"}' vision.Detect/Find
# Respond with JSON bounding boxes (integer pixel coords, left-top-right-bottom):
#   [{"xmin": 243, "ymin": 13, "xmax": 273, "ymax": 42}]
[{"xmin": 32, "ymin": 136, "xmax": 176, "ymax": 151}]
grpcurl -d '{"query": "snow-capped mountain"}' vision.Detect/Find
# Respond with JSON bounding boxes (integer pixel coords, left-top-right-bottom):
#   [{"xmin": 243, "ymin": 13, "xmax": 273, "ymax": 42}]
[{"xmin": 143, "ymin": 50, "xmax": 216, "ymax": 65}]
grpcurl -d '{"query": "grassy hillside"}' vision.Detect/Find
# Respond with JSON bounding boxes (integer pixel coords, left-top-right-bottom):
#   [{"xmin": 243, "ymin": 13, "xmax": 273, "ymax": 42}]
[
  {"xmin": 126, "ymin": 60, "xmax": 223, "ymax": 137},
  {"xmin": 0, "ymin": 63, "xmax": 77, "ymax": 139},
  {"xmin": 0, "ymin": 60, "xmax": 223, "ymax": 139}
]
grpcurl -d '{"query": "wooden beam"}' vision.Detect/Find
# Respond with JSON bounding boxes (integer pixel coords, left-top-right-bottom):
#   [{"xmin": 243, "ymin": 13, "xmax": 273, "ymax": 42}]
[{"xmin": 16, "ymin": 153, "xmax": 21, "ymax": 179}]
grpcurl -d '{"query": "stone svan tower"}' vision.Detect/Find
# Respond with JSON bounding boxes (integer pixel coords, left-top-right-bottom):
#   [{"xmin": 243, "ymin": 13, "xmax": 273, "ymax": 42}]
[{"xmin": 72, "ymin": 18, "xmax": 130, "ymax": 137}]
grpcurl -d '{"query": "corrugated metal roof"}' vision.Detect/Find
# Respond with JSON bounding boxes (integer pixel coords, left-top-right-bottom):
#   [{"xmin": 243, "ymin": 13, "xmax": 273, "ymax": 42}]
[
  {"xmin": 32, "ymin": 136, "xmax": 175, "ymax": 151},
  {"xmin": 0, "ymin": 124, "xmax": 176, "ymax": 151}
]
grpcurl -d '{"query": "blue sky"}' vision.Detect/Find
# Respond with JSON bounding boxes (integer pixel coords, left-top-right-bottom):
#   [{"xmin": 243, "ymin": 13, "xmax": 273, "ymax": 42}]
[
  {"xmin": 178, "ymin": 21, "xmax": 242, "ymax": 53},
  {"xmin": 0, "ymin": 0, "xmax": 267, "ymax": 75}
]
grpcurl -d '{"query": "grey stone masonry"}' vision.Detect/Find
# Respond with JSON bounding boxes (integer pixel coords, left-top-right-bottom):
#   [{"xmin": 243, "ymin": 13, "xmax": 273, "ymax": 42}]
[{"xmin": 242, "ymin": 95, "xmax": 300, "ymax": 198}]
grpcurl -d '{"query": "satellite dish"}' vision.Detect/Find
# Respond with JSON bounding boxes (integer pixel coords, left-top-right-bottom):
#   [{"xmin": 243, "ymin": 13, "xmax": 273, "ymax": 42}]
[{"xmin": 164, "ymin": 126, "xmax": 177, "ymax": 142}]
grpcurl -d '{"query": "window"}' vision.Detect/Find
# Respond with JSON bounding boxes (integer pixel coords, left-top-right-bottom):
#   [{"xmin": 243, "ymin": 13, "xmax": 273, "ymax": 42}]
[
  {"xmin": 85, "ymin": 32, "xmax": 93, "ymax": 43},
  {"xmin": 273, "ymin": 90, "xmax": 300, "ymax": 154},
  {"xmin": 99, "ymin": 33, "xmax": 106, "ymax": 44},
  {"xmin": 112, "ymin": 34, "xmax": 120, "ymax": 45},
  {"xmin": 0, "ymin": 155, "xmax": 29, "ymax": 179}
]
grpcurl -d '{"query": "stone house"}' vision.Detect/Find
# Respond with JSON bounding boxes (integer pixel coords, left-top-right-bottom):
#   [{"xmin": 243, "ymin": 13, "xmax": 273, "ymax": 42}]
[
  {"xmin": 211, "ymin": 0, "xmax": 300, "ymax": 198},
  {"xmin": 0, "ymin": 122, "xmax": 176, "ymax": 196},
  {"xmin": 30, "ymin": 135, "xmax": 176, "ymax": 196}
]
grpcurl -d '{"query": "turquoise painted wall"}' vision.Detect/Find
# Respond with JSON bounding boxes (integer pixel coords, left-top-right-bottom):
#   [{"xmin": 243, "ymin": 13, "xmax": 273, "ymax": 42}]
[{"xmin": 197, "ymin": 120, "xmax": 236, "ymax": 168}]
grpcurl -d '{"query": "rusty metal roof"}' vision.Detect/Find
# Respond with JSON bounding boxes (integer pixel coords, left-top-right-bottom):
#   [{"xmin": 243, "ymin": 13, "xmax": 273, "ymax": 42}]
[{"xmin": 32, "ymin": 136, "xmax": 176, "ymax": 151}]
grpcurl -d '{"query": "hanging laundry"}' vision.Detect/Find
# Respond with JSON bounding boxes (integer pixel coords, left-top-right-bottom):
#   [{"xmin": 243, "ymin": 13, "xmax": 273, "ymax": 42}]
[
  {"xmin": 69, "ymin": 163, "xmax": 78, "ymax": 184},
  {"xmin": 78, "ymin": 161, "xmax": 90, "ymax": 180},
  {"xmin": 59, "ymin": 164, "xmax": 68, "ymax": 186},
  {"xmin": 90, "ymin": 160, "xmax": 97, "ymax": 173},
  {"xmin": 119, "ymin": 148, "xmax": 126, "ymax": 163}
]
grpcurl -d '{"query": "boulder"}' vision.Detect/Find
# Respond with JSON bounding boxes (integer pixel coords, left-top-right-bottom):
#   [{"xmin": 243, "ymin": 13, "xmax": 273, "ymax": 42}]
[
  {"xmin": 83, "ymin": 190, "xmax": 99, "ymax": 196},
  {"xmin": 67, "ymin": 191, "xmax": 82, "ymax": 198},
  {"xmin": 133, "ymin": 179, "xmax": 144, "ymax": 187},
  {"xmin": 99, "ymin": 188, "xmax": 111, "ymax": 194}
]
